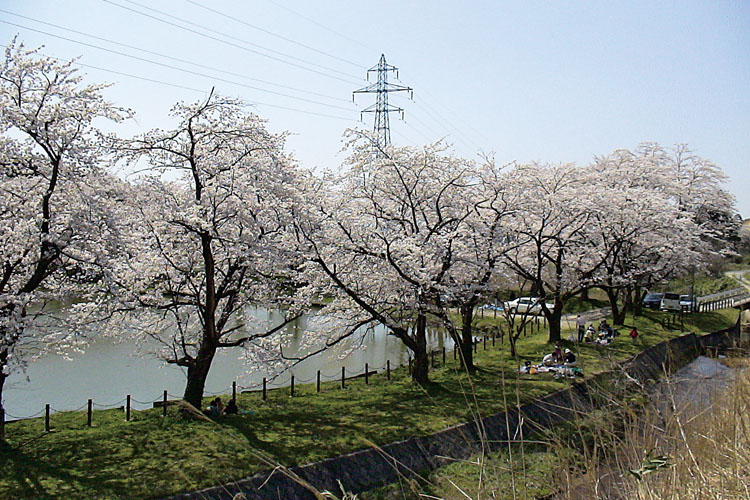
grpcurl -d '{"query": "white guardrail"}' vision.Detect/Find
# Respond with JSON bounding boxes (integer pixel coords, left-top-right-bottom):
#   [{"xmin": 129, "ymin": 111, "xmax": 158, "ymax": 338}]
[{"xmin": 696, "ymin": 287, "xmax": 750, "ymax": 312}]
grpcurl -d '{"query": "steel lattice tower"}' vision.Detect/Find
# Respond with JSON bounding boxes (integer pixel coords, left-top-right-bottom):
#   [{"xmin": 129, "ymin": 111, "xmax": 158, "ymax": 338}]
[{"xmin": 353, "ymin": 54, "xmax": 413, "ymax": 150}]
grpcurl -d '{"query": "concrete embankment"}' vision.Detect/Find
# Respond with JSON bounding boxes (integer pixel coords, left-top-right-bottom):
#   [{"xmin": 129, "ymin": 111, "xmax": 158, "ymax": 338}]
[{"xmin": 165, "ymin": 323, "xmax": 741, "ymax": 500}]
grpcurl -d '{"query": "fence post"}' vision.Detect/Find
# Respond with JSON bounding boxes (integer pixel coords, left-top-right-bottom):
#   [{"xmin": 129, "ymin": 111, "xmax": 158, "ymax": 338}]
[
  {"xmin": 232, "ymin": 381, "xmax": 237, "ymax": 401},
  {"xmin": 365, "ymin": 363, "xmax": 369, "ymax": 385},
  {"xmin": 483, "ymin": 336, "xmax": 487, "ymax": 350},
  {"xmin": 474, "ymin": 340, "xmax": 477, "ymax": 353},
  {"xmin": 341, "ymin": 366, "xmax": 346, "ymax": 390},
  {"xmin": 453, "ymin": 345, "xmax": 457, "ymax": 360},
  {"xmin": 316, "ymin": 370, "xmax": 321, "ymax": 393},
  {"xmin": 162, "ymin": 390, "xmax": 167, "ymax": 417},
  {"xmin": 492, "ymin": 334, "xmax": 495, "ymax": 347},
  {"xmin": 262, "ymin": 378, "xmax": 267, "ymax": 401},
  {"xmin": 45, "ymin": 404, "xmax": 50, "ymax": 432},
  {"xmin": 442, "ymin": 347, "xmax": 446, "ymax": 365},
  {"xmin": 290, "ymin": 375, "xmax": 295, "ymax": 397},
  {"xmin": 87, "ymin": 399, "xmax": 93, "ymax": 427},
  {"xmin": 387, "ymin": 360, "xmax": 391, "ymax": 380},
  {"xmin": 126, "ymin": 395, "xmax": 131, "ymax": 422}
]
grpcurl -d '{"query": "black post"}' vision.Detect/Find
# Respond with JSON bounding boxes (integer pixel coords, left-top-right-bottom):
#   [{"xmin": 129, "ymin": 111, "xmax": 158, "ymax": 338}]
[
  {"xmin": 290, "ymin": 375, "xmax": 295, "ymax": 397},
  {"xmin": 262, "ymin": 377, "xmax": 267, "ymax": 401},
  {"xmin": 484, "ymin": 336, "xmax": 487, "ymax": 350},
  {"xmin": 45, "ymin": 404, "xmax": 50, "ymax": 432},
  {"xmin": 341, "ymin": 366, "xmax": 346, "ymax": 389},
  {"xmin": 87, "ymin": 399, "xmax": 93, "ymax": 427},
  {"xmin": 126, "ymin": 395, "xmax": 131, "ymax": 422},
  {"xmin": 474, "ymin": 340, "xmax": 477, "ymax": 353},
  {"xmin": 365, "ymin": 363, "xmax": 369, "ymax": 385},
  {"xmin": 453, "ymin": 345, "xmax": 457, "ymax": 360},
  {"xmin": 232, "ymin": 381, "xmax": 237, "ymax": 401},
  {"xmin": 492, "ymin": 334, "xmax": 495, "ymax": 347},
  {"xmin": 442, "ymin": 347, "xmax": 446, "ymax": 365},
  {"xmin": 317, "ymin": 370, "xmax": 321, "ymax": 393},
  {"xmin": 162, "ymin": 390, "xmax": 167, "ymax": 417},
  {"xmin": 387, "ymin": 360, "xmax": 391, "ymax": 380}
]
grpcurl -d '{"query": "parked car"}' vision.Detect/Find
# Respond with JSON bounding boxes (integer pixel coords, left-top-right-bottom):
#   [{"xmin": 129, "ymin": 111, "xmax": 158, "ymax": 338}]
[
  {"xmin": 660, "ymin": 292, "xmax": 681, "ymax": 312},
  {"xmin": 680, "ymin": 294, "xmax": 696, "ymax": 312},
  {"xmin": 642, "ymin": 292, "xmax": 664, "ymax": 310},
  {"xmin": 503, "ymin": 297, "xmax": 554, "ymax": 315}
]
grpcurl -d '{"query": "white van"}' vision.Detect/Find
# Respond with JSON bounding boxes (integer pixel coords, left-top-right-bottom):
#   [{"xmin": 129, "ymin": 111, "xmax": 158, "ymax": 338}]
[{"xmin": 660, "ymin": 292, "xmax": 681, "ymax": 312}]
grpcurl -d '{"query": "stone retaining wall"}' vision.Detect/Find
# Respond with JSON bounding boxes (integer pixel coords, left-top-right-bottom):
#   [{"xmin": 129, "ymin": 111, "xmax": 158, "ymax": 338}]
[{"xmin": 165, "ymin": 322, "xmax": 740, "ymax": 500}]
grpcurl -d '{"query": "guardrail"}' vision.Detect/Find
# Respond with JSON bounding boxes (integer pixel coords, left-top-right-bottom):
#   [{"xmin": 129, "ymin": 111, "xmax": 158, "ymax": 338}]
[{"xmin": 697, "ymin": 287, "xmax": 750, "ymax": 312}]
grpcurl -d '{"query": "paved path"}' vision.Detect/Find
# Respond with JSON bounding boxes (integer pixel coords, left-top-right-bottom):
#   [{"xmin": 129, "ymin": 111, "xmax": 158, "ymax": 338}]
[
  {"xmin": 725, "ymin": 269, "xmax": 750, "ymax": 291},
  {"xmin": 560, "ymin": 307, "xmax": 611, "ymax": 329}
]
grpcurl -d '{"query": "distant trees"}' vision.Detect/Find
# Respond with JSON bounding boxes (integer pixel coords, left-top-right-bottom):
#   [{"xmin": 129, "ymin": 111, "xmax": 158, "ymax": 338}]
[{"xmin": 0, "ymin": 40, "xmax": 130, "ymax": 416}]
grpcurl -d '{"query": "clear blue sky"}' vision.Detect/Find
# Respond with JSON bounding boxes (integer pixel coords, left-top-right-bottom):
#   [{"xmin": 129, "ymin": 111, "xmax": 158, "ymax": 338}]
[{"xmin": 2, "ymin": 0, "xmax": 748, "ymax": 216}]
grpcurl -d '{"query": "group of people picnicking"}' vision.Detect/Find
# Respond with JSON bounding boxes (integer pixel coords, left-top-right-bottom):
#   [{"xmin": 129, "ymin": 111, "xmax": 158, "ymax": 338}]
[
  {"xmin": 519, "ymin": 342, "xmax": 582, "ymax": 379},
  {"xmin": 205, "ymin": 397, "xmax": 239, "ymax": 417},
  {"xmin": 520, "ymin": 316, "xmax": 641, "ymax": 379},
  {"xmin": 574, "ymin": 315, "xmax": 630, "ymax": 345}
]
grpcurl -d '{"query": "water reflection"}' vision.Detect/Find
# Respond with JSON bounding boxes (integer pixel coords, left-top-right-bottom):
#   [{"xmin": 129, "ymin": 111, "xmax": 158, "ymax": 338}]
[{"xmin": 4, "ymin": 307, "xmax": 454, "ymax": 417}]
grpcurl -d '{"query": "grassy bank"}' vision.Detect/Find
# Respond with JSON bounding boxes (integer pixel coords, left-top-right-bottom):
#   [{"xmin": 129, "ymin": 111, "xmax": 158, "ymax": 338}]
[
  {"xmin": 0, "ymin": 308, "xmax": 738, "ymax": 499},
  {"xmin": 364, "ymin": 348, "xmax": 750, "ymax": 500}
]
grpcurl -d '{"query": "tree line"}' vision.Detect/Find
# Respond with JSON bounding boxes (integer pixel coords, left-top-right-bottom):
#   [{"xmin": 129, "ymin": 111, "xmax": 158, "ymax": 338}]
[{"xmin": 0, "ymin": 40, "xmax": 738, "ymax": 411}]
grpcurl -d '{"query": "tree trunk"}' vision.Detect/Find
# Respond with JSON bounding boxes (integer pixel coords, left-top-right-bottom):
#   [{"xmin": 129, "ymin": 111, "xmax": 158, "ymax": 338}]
[
  {"xmin": 0, "ymin": 348, "xmax": 7, "ymax": 424},
  {"xmin": 546, "ymin": 297, "xmax": 564, "ymax": 343},
  {"xmin": 182, "ymin": 343, "xmax": 217, "ymax": 409},
  {"xmin": 459, "ymin": 304, "xmax": 476, "ymax": 372},
  {"xmin": 509, "ymin": 328, "xmax": 519, "ymax": 357},
  {"xmin": 604, "ymin": 287, "xmax": 626, "ymax": 326},
  {"xmin": 632, "ymin": 286, "xmax": 643, "ymax": 317},
  {"xmin": 411, "ymin": 313, "xmax": 429, "ymax": 384}
]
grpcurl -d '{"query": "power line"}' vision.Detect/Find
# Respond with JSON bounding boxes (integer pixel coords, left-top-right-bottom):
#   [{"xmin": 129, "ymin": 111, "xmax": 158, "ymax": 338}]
[
  {"xmin": 0, "ymin": 44, "xmax": 358, "ymax": 122},
  {"xmin": 0, "ymin": 8, "xmax": 352, "ymax": 105},
  {"xmin": 0, "ymin": 19, "xmax": 356, "ymax": 112},
  {"xmin": 263, "ymin": 0, "xmax": 375, "ymax": 52},
  {"xmin": 101, "ymin": 0, "xmax": 363, "ymax": 85},
  {"xmin": 183, "ymin": 0, "xmax": 365, "ymax": 69}
]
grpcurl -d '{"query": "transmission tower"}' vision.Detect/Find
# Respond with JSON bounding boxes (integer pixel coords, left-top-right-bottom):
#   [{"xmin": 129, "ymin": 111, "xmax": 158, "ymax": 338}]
[{"xmin": 353, "ymin": 54, "xmax": 413, "ymax": 150}]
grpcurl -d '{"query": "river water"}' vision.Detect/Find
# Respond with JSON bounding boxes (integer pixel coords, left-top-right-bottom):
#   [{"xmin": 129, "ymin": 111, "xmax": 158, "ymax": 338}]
[{"xmin": 4, "ymin": 307, "xmax": 454, "ymax": 418}]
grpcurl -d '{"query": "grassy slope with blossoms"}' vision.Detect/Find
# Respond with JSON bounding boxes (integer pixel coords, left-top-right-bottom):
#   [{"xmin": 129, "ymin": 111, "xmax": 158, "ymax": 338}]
[{"xmin": 0, "ymin": 307, "xmax": 738, "ymax": 500}]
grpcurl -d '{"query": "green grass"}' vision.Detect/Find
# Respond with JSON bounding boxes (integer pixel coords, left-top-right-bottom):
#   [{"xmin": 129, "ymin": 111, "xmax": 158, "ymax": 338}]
[
  {"xmin": 360, "ymin": 443, "xmax": 558, "ymax": 500},
  {"xmin": 0, "ymin": 308, "xmax": 738, "ymax": 499},
  {"xmin": 665, "ymin": 274, "xmax": 741, "ymax": 296}
]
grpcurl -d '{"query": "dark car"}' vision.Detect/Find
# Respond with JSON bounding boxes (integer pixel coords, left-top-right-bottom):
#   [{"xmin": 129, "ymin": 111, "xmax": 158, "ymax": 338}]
[{"xmin": 642, "ymin": 292, "xmax": 664, "ymax": 310}]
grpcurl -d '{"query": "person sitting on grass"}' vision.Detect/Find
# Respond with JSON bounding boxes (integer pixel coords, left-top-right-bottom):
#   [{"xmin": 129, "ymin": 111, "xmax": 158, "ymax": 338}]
[
  {"xmin": 553, "ymin": 342, "xmax": 563, "ymax": 363},
  {"xmin": 563, "ymin": 348, "xmax": 577, "ymax": 367},
  {"xmin": 542, "ymin": 352, "xmax": 557, "ymax": 367},
  {"xmin": 224, "ymin": 398, "xmax": 239, "ymax": 415},
  {"xmin": 584, "ymin": 325, "xmax": 595, "ymax": 342},
  {"xmin": 206, "ymin": 397, "xmax": 224, "ymax": 418}
]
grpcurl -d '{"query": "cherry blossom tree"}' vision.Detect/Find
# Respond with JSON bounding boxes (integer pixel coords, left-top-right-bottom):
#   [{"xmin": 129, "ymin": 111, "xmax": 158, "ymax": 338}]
[
  {"xmin": 587, "ymin": 143, "xmax": 734, "ymax": 323},
  {"xmin": 111, "ymin": 91, "xmax": 306, "ymax": 409},
  {"xmin": 430, "ymin": 161, "xmax": 520, "ymax": 370},
  {"xmin": 297, "ymin": 135, "xmax": 483, "ymax": 383},
  {"xmin": 0, "ymin": 39, "xmax": 130, "ymax": 420},
  {"xmin": 501, "ymin": 162, "xmax": 604, "ymax": 342}
]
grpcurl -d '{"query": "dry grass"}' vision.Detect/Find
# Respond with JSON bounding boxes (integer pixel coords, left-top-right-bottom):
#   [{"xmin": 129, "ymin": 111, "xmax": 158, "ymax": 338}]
[{"xmin": 361, "ymin": 354, "xmax": 750, "ymax": 500}]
